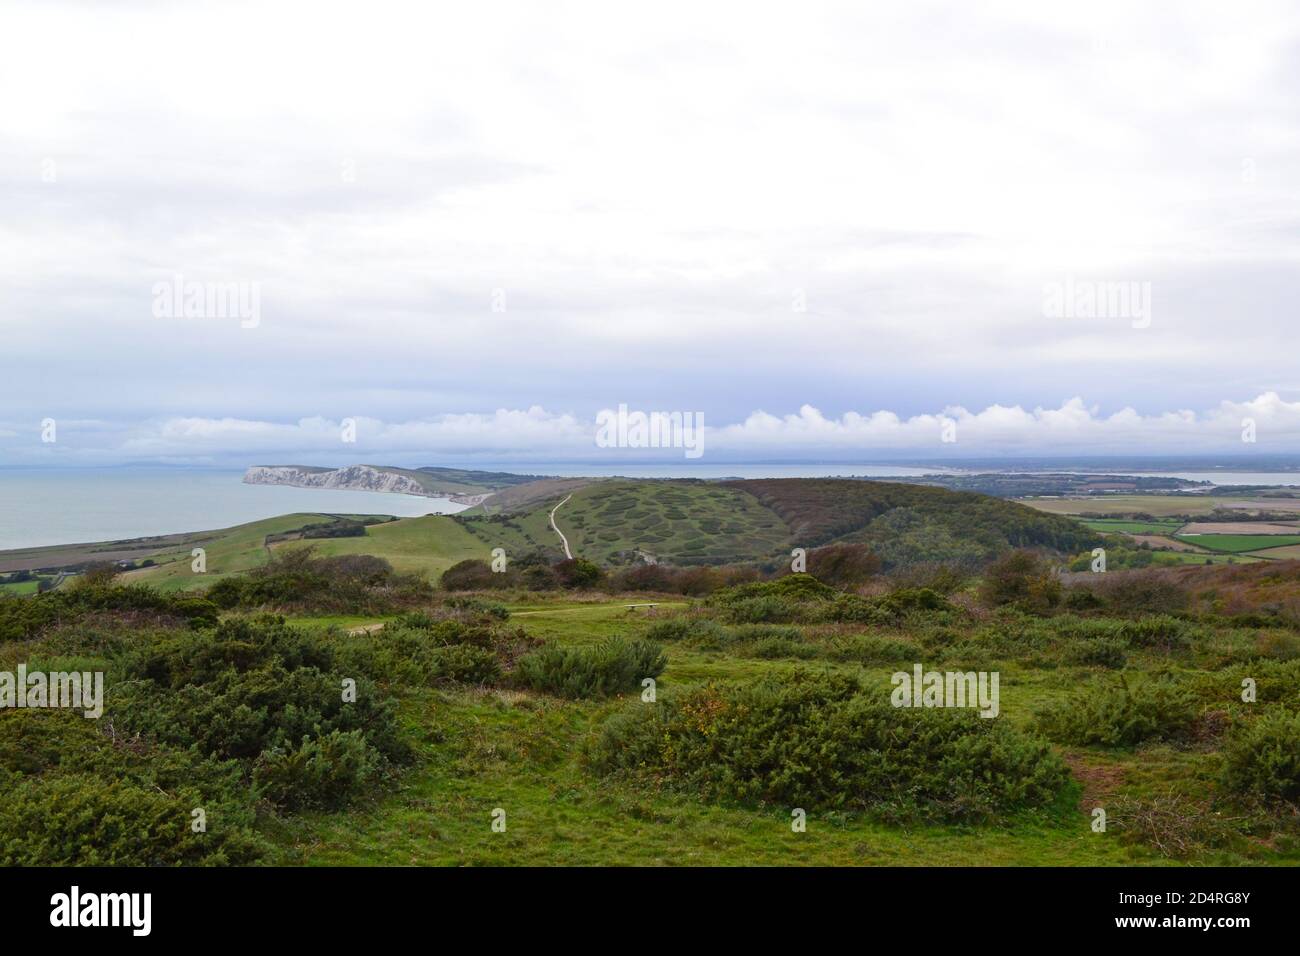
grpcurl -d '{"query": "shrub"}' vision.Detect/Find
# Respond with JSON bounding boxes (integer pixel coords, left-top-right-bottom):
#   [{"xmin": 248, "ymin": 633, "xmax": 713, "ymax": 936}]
[
  {"xmin": 644, "ymin": 618, "xmax": 695, "ymax": 642},
  {"xmin": 588, "ymin": 673, "xmax": 1069, "ymax": 821},
  {"xmin": 439, "ymin": 559, "xmax": 499, "ymax": 591},
  {"xmin": 746, "ymin": 637, "xmax": 818, "ymax": 659},
  {"xmin": 805, "ymin": 544, "xmax": 882, "ymax": 588},
  {"xmin": 252, "ymin": 730, "xmax": 383, "ymax": 811},
  {"xmin": 0, "ymin": 772, "xmax": 265, "ymax": 865},
  {"xmin": 826, "ymin": 634, "xmax": 917, "ymax": 664},
  {"xmin": 554, "ymin": 558, "xmax": 605, "ymax": 589},
  {"xmin": 1037, "ymin": 676, "xmax": 1198, "ymax": 746},
  {"xmin": 515, "ymin": 638, "xmax": 666, "ymax": 699},
  {"xmin": 1098, "ymin": 571, "xmax": 1189, "ymax": 616},
  {"xmin": 427, "ymin": 644, "xmax": 503, "ymax": 685},
  {"xmin": 208, "ymin": 549, "xmax": 432, "ymax": 612},
  {"xmin": 1220, "ymin": 710, "xmax": 1300, "ymax": 804},
  {"xmin": 1063, "ymin": 638, "xmax": 1128, "ymax": 669},
  {"xmin": 1117, "ymin": 615, "xmax": 1190, "ymax": 651},
  {"xmin": 978, "ymin": 550, "xmax": 1061, "ymax": 612}
]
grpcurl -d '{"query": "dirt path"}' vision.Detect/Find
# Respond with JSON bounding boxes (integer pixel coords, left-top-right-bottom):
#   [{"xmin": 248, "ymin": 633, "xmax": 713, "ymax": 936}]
[{"xmin": 549, "ymin": 494, "xmax": 573, "ymax": 559}]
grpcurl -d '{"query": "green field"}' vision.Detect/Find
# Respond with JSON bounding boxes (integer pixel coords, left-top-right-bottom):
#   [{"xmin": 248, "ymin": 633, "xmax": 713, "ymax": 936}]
[{"xmin": 1174, "ymin": 534, "xmax": 1300, "ymax": 554}]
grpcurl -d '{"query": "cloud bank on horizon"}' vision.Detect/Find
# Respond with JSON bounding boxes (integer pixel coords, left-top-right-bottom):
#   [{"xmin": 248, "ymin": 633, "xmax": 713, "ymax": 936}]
[
  {"xmin": 3, "ymin": 0, "xmax": 1300, "ymax": 466},
  {"xmin": 6, "ymin": 393, "xmax": 1300, "ymax": 466}
]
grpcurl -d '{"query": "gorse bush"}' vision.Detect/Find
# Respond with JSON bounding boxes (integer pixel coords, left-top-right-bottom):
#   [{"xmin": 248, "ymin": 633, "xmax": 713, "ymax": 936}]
[
  {"xmin": 252, "ymin": 730, "xmax": 383, "ymax": 811},
  {"xmin": 825, "ymin": 634, "xmax": 917, "ymax": 664},
  {"xmin": 207, "ymin": 548, "xmax": 432, "ymax": 613},
  {"xmin": 1220, "ymin": 710, "xmax": 1300, "ymax": 805},
  {"xmin": 588, "ymin": 673, "xmax": 1070, "ymax": 822},
  {"xmin": 0, "ymin": 772, "xmax": 265, "ymax": 866},
  {"xmin": 1117, "ymin": 615, "xmax": 1190, "ymax": 651},
  {"xmin": 1063, "ymin": 637, "xmax": 1128, "ymax": 669},
  {"xmin": 0, "ymin": 584, "xmax": 219, "ymax": 643},
  {"xmin": 978, "ymin": 550, "xmax": 1062, "ymax": 612},
  {"xmin": 515, "ymin": 637, "xmax": 666, "ymax": 699},
  {"xmin": 1036, "ymin": 676, "xmax": 1198, "ymax": 746}
]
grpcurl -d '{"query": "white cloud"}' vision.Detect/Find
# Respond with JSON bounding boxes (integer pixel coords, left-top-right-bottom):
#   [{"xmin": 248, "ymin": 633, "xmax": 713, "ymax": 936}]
[
  {"xmin": 3, "ymin": 394, "xmax": 1298, "ymax": 465},
  {"xmin": 2, "ymin": 1, "xmax": 1299, "ymax": 441}
]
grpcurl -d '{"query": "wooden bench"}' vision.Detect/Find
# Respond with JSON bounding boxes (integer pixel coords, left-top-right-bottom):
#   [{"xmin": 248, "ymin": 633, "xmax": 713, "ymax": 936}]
[{"xmin": 624, "ymin": 603, "xmax": 659, "ymax": 610}]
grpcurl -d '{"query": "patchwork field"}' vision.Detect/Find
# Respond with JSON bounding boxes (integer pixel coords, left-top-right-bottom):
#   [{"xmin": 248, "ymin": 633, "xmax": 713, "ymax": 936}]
[{"xmin": 1025, "ymin": 495, "xmax": 1300, "ymax": 517}]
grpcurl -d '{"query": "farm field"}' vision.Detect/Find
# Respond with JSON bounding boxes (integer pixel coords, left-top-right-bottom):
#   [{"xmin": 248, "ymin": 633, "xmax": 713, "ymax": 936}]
[
  {"xmin": 1024, "ymin": 495, "xmax": 1300, "ymax": 517},
  {"xmin": 1247, "ymin": 544, "xmax": 1300, "ymax": 560},
  {"xmin": 1181, "ymin": 521, "xmax": 1300, "ymax": 535},
  {"xmin": 1081, "ymin": 518, "xmax": 1186, "ymax": 535},
  {"xmin": 1173, "ymin": 534, "xmax": 1300, "ymax": 554}
]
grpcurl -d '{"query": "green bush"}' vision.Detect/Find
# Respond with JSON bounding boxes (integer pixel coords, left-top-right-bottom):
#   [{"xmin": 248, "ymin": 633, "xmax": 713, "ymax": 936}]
[
  {"xmin": 588, "ymin": 673, "xmax": 1069, "ymax": 822},
  {"xmin": 1220, "ymin": 710, "xmax": 1300, "ymax": 804},
  {"xmin": 1063, "ymin": 638, "xmax": 1128, "ymax": 669},
  {"xmin": 826, "ymin": 634, "xmax": 917, "ymax": 664},
  {"xmin": 1036, "ymin": 676, "xmax": 1197, "ymax": 746},
  {"xmin": 746, "ymin": 637, "xmax": 818, "ymax": 659},
  {"xmin": 252, "ymin": 730, "xmax": 383, "ymax": 811},
  {"xmin": 0, "ymin": 772, "xmax": 265, "ymax": 865},
  {"xmin": 427, "ymin": 643, "xmax": 503, "ymax": 685},
  {"xmin": 1118, "ymin": 615, "xmax": 1190, "ymax": 650},
  {"xmin": 978, "ymin": 550, "xmax": 1061, "ymax": 612},
  {"xmin": 515, "ymin": 638, "xmax": 666, "ymax": 699}
]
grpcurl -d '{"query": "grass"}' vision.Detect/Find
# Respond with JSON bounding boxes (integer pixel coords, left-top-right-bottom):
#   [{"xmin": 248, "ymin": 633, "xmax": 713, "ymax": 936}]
[
  {"xmin": 263, "ymin": 597, "xmax": 1299, "ymax": 866},
  {"xmin": 273, "ymin": 515, "xmax": 485, "ymax": 577},
  {"xmin": 124, "ymin": 514, "xmax": 340, "ymax": 592},
  {"xmin": 0, "ymin": 580, "xmax": 40, "ymax": 595}
]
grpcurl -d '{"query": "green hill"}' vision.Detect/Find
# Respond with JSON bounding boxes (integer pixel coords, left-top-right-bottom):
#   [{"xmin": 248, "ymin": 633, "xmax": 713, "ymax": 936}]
[{"xmin": 8, "ymin": 477, "xmax": 1105, "ymax": 589}]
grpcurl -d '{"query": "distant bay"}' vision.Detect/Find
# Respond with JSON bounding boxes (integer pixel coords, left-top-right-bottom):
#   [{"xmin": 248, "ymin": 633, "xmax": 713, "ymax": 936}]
[{"xmin": 0, "ymin": 469, "xmax": 464, "ymax": 552}]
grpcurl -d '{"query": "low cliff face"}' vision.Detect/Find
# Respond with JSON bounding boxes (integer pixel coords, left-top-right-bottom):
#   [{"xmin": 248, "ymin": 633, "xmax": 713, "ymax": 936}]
[{"xmin": 243, "ymin": 465, "xmax": 434, "ymax": 497}]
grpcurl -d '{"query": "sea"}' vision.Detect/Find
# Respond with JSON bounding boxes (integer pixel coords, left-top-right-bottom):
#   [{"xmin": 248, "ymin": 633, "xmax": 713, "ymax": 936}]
[{"xmin": 1, "ymin": 464, "xmax": 1299, "ymax": 553}]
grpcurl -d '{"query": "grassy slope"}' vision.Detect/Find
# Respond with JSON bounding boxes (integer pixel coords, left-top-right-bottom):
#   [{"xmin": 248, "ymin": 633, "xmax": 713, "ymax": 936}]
[
  {"xmin": 270, "ymin": 600, "xmax": 1232, "ymax": 867},
  {"xmin": 123, "ymin": 514, "xmax": 337, "ymax": 592},
  {"xmin": 273, "ymin": 515, "xmax": 486, "ymax": 577}
]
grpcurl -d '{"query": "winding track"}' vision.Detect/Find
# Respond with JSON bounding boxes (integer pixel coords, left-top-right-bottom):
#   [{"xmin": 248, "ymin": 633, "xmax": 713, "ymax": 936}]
[{"xmin": 549, "ymin": 494, "xmax": 573, "ymax": 559}]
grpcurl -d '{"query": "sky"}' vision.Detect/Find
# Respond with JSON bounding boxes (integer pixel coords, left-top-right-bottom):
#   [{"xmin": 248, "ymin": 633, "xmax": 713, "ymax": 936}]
[{"xmin": 3, "ymin": 0, "xmax": 1300, "ymax": 467}]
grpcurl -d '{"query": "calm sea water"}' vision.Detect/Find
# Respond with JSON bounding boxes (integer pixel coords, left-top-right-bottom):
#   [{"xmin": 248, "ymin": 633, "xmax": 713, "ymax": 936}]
[
  {"xmin": 0, "ymin": 470, "xmax": 464, "ymax": 552},
  {"xmin": 2, "ymin": 464, "xmax": 1298, "ymax": 552}
]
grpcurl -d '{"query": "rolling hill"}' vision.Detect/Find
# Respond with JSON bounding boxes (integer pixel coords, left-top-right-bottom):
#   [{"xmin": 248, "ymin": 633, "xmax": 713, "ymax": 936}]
[{"xmin": 5, "ymin": 477, "xmax": 1106, "ymax": 589}]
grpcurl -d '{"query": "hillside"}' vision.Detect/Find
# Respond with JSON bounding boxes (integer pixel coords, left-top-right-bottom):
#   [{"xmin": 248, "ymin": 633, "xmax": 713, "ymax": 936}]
[
  {"xmin": 4, "ymin": 477, "xmax": 1106, "ymax": 588},
  {"xmin": 456, "ymin": 477, "xmax": 1102, "ymax": 569}
]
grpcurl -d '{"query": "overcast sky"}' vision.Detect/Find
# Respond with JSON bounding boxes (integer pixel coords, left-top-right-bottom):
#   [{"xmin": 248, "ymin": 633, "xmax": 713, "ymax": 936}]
[{"xmin": 3, "ymin": 0, "xmax": 1300, "ymax": 466}]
